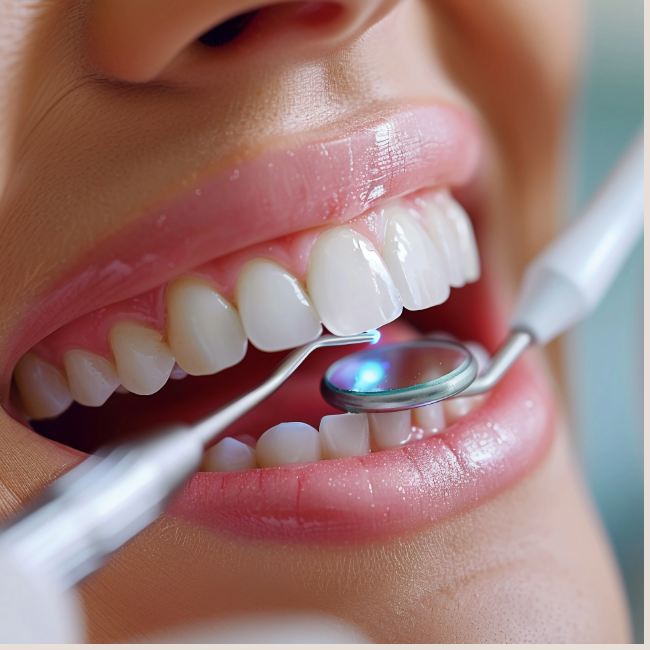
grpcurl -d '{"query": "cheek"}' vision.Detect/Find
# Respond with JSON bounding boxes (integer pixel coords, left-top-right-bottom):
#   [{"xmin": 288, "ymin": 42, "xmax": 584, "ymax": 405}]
[{"xmin": 79, "ymin": 425, "xmax": 629, "ymax": 643}]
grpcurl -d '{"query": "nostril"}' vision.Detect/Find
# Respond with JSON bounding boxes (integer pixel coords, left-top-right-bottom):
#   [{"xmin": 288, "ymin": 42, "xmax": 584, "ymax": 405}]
[
  {"xmin": 197, "ymin": 2, "xmax": 346, "ymax": 50},
  {"xmin": 91, "ymin": 0, "xmax": 377, "ymax": 82},
  {"xmin": 198, "ymin": 11, "xmax": 259, "ymax": 48},
  {"xmin": 293, "ymin": 1, "xmax": 345, "ymax": 27}
]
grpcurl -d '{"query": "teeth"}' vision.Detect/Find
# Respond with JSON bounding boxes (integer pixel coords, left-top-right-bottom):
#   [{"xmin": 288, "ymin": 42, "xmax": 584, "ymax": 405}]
[
  {"xmin": 307, "ymin": 227, "xmax": 403, "ymax": 336},
  {"xmin": 203, "ymin": 437, "xmax": 258, "ymax": 472},
  {"xmin": 412, "ymin": 401, "xmax": 446, "ymax": 435},
  {"xmin": 443, "ymin": 395, "xmax": 486, "ymax": 426},
  {"xmin": 63, "ymin": 349, "xmax": 120, "ymax": 407},
  {"xmin": 236, "ymin": 259, "xmax": 322, "ymax": 352},
  {"xmin": 256, "ymin": 422, "xmax": 322, "ymax": 468},
  {"xmin": 167, "ymin": 277, "xmax": 247, "ymax": 376},
  {"xmin": 381, "ymin": 203, "xmax": 450, "ymax": 311},
  {"xmin": 16, "ymin": 187, "xmax": 480, "ymax": 419},
  {"xmin": 368, "ymin": 411, "xmax": 413, "ymax": 450},
  {"xmin": 419, "ymin": 195, "xmax": 465, "ymax": 287},
  {"xmin": 443, "ymin": 195, "xmax": 480, "ymax": 282},
  {"xmin": 109, "ymin": 322, "xmax": 175, "ymax": 395},
  {"xmin": 318, "ymin": 413, "xmax": 371, "ymax": 459},
  {"xmin": 13, "ymin": 352, "xmax": 73, "ymax": 419}
]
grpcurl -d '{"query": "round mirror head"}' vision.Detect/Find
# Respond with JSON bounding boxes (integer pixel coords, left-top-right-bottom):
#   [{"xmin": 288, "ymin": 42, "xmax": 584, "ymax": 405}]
[{"xmin": 321, "ymin": 339, "xmax": 478, "ymax": 413}]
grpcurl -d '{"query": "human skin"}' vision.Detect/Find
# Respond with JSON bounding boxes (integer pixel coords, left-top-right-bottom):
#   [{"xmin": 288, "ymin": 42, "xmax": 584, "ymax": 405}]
[{"xmin": 0, "ymin": 0, "xmax": 631, "ymax": 642}]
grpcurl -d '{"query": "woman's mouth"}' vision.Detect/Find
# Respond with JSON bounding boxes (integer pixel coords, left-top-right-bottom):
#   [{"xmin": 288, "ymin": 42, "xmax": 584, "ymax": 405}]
[{"xmin": 1, "ymin": 102, "xmax": 555, "ymax": 544}]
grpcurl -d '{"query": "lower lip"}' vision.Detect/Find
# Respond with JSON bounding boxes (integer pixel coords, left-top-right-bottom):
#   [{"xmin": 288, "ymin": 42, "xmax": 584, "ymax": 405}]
[{"xmin": 168, "ymin": 354, "xmax": 554, "ymax": 544}]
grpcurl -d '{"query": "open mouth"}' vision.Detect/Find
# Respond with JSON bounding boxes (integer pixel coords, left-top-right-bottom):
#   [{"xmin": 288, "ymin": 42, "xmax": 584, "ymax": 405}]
[{"xmin": 2, "ymin": 103, "xmax": 555, "ymax": 543}]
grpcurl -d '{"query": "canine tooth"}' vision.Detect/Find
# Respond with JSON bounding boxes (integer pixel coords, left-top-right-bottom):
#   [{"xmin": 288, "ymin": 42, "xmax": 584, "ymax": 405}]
[
  {"xmin": 319, "ymin": 413, "xmax": 371, "ymax": 459},
  {"xmin": 14, "ymin": 352, "xmax": 73, "ymax": 419},
  {"xmin": 412, "ymin": 401, "xmax": 446, "ymax": 436},
  {"xmin": 63, "ymin": 349, "xmax": 120, "ymax": 407},
  {"xmin": 256, "ymin": 422, "xmax": 322, "ymax": 468},
  {"xmin": 381, "ymin": 205, "xmax": 450, "ymax": 310},
  {"xmin": 443, "ymin": 195, "xmax": 481, "ymax": 282},
  {"xmin": 109, "ymin": 322, "xmax": 175, "ymax": 395},
  {"xmin": 236, "ymin": 259, "xmax": 322, "ymax": 352},
  {"xmin": 368, "ymin": 411, "xmax": 413, "ymax": 450},
  {"xmin": 420, "ymin": 197, "xmax": 465, "ymax": 288},
  {"xmin": 307, "ymin": 227, "xmax": 402, "ymax": 336},
  {"xmin": 203, "ymin": 437, "xmax": 258, "ymax": 472},
  {"xmin": 167, "ymin": 277, "xmax": 247, "ymax": 376},
  {"xmin": 443, "ymin": 394, "xmax": 486, "ymax": 425}
]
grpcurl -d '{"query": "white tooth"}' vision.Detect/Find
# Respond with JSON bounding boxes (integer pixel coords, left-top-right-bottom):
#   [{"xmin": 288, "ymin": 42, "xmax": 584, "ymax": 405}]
[
  {"xmin": 307, "ymin": 227, "xmax": 402, "ymax": 336},
  {"xmin": 442, "ymin": 195, "xmax": 481, "ymax": 283},
  {"xmin": 463, "ymin": 340, "xmax": 490, "ymax": 376},
  {"xmin": 167, "ymin": 277, "xmax": 247, "ymax": 376},
  {"xmin": 412, "ymin": 401, "xmax": 446, "ymax": 436},
  {"xmin": 203, "ymin": 437, "xmax": 258, "ymax": 472},
  {"xmin": 443, "ymin": 395, "xmax": 486, "ymax": 425},
  {"xmin": 381, "ymin": 204, "xmax": 450, "ymax": 311},
  {"xmin": 236, "ymin": 259, "xmax": 322, "ymax": 352},
  {"xmin": 420, "ymin": 196, "xmax": 465, "ymax": 288},
  {"xmin": 368, "ymin": 411, "xmax": 413, "ymax": 450},
  {"xmin": 109, "ymin": 322, "xmax": 175, "ymax": 395},
  {"xmin": 63, "ymin": 349, "xmax": 120, "ymax": 407},
  {"xmin": 14, "ymin": 352, "xmax": 73, "ymax": 419},
  {"xmin": 319, "ymin": 413, "xmax": 371, "ymax": 459},
  {"xmin": 256, "ymin": 422, "xmax": 322, "ymax": 468}
]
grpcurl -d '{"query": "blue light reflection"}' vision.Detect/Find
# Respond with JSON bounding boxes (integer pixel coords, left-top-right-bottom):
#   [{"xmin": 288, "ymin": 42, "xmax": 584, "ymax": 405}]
[{"xmin": 351, "ymin": 359, "xmax": 389, "ymax": 392}]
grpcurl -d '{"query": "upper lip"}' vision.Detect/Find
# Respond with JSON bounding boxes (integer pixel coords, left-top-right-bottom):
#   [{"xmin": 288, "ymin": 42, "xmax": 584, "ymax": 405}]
[{"xmin": 1, "ymin": 99, "xmax": 480, "ymax": 397}]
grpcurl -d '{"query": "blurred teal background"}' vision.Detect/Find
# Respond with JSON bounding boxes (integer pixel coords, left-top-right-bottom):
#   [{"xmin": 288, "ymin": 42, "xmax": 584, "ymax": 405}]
[{"xmin": 566, "ymin": 0, "xmax": 643, "ymax": 641}]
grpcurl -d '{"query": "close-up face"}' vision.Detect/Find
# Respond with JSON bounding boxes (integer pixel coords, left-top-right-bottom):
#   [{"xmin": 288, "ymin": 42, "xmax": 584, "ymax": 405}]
[{"xmin": 0, "ymin": 0, "xmax": 633, "ymax": 642}]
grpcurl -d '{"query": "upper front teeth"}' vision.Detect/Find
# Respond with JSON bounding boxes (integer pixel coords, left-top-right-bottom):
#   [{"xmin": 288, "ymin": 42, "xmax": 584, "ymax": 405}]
[
  {"xmin": 109, "ymin": 321, "xmax": 175, "ymax": 395},
  {"xmin": 307, "ymin": 226, "xmax": 403, "ymax": 336},
  {"xmin": 382, "ymin": 204, "xmax": 450, "ymax": 310},
  {"xmin": 236, "ymin": 259, "xmax": 323, "ymax": 352},
  {"xmin": 13, "ymin": 189, "xmax": 481, "ymax": 419},
  {"xmin": 166, "ymin": 276, "xmax": 247, "ymax": 376}
]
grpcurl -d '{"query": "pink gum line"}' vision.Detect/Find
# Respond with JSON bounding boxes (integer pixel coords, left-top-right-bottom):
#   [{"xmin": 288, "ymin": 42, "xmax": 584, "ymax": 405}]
[{"xmin": 31, "ymin": 195, "xmax": 431, "ymax": 368}]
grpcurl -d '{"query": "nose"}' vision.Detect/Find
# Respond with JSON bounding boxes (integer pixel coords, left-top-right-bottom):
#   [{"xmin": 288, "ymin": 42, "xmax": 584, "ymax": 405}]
[{"xmin": 89, "ymin": 0, "xmax": 394, "ymax": 83}]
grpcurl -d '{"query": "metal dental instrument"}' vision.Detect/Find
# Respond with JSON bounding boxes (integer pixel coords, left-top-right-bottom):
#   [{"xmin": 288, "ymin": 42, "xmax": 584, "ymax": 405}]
[
  {"xmin": 0, "ymin": 331, "xmax": 376, "ymax": 619},
  {"xmin": 321, "ymin": 131, "xmax": 643, "ymax": 412},
  {"xmin": 0, "ymin": 131, "xmax": 643, "ymax": 642}
]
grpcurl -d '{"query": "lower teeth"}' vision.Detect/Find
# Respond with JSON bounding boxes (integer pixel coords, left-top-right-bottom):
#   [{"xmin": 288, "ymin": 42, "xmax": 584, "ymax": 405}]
[{"xmin": 201, "ymin": 371, "xmax": 487, "ymax": 473}]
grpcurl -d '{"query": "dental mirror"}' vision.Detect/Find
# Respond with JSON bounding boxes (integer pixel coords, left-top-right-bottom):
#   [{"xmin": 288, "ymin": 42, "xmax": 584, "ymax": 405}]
[{"xmin": 321, "ymin": 338, "xmax": 479, "ymax": 413}]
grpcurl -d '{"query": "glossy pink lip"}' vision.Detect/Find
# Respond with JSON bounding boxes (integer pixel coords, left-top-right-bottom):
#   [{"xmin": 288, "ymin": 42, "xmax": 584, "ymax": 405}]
[
  {"xmin": 1, "ymin": 101, "xmax": 480, "ymax": 399},
  {"xmin": 170, "ymin": 358, "xmax": 554, "ymax": 544}
]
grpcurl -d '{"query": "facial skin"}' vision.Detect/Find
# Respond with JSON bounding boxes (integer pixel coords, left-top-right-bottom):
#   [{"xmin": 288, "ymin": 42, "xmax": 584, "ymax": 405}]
[{"xmin": 0, "ymin": 0, "xmax": 631, "ymax": 642}]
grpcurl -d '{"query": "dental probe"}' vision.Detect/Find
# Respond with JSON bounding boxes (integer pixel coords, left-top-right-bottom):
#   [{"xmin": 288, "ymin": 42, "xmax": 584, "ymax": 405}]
[
  {"xmin": 0, "ymin": 331, "xmax": 376, "ymax": 642},
  {"xmin": 320, "ymin": 130, "xmax": 644, "ymax": 411},
  {"xmin": 463, "ymin": 129, "xmax": 644, "ymax": 395}
]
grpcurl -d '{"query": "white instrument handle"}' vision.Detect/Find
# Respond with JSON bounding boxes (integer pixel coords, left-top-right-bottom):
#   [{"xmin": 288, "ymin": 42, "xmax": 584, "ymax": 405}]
[{"xmin": 511, "ymin": 131, "xmax": 644, "ymax": 344}]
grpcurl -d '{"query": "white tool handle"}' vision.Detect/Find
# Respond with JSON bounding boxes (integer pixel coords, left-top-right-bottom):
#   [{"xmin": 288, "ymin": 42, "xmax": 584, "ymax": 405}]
[{"xmin": 511, "ymin": 131, "xmax": 644, "ymax": 344}]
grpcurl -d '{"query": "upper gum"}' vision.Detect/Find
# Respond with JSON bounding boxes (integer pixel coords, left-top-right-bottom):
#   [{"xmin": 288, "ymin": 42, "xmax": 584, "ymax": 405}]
[{"xmin": 28, "ymin": 186, "xmax": 447, "ymax": 369}]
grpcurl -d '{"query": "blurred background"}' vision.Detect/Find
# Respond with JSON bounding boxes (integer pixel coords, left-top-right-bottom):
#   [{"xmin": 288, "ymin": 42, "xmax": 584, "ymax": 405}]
[{"xmin": 565, "ymin": 0, "xmax": 643, "ymax": 641}]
